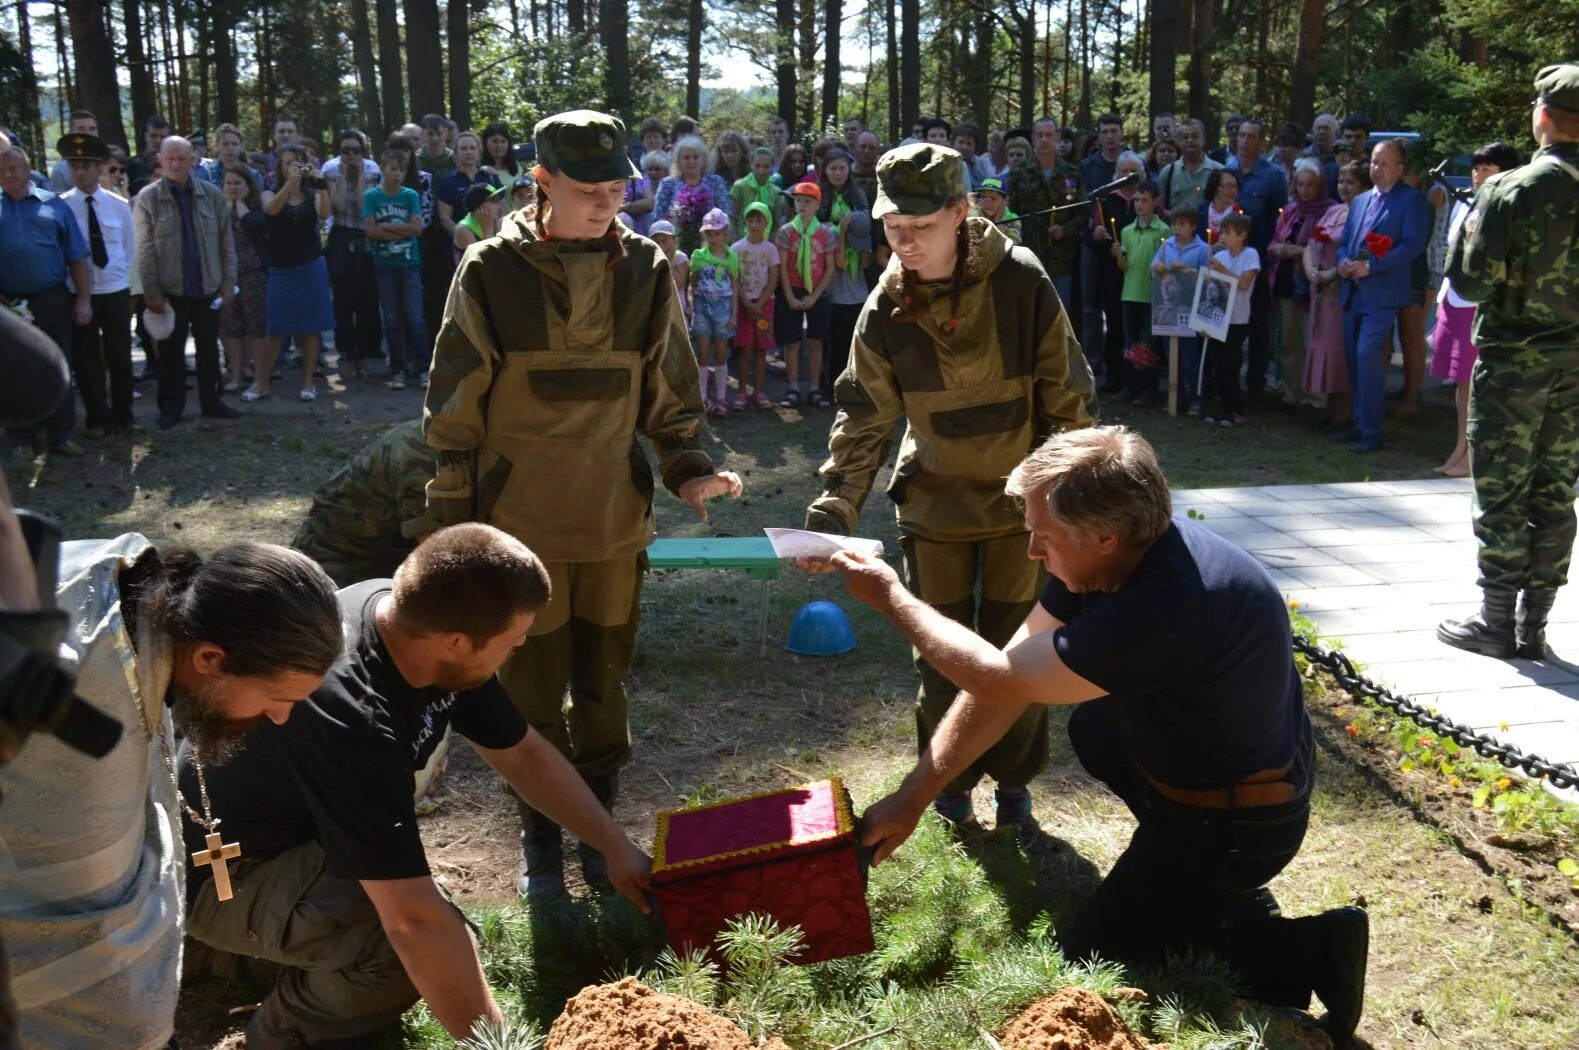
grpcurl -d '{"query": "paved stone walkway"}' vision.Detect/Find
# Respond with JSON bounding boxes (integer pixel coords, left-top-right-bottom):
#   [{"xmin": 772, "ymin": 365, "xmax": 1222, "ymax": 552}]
[{"xmin": 1174, "ymin": 477, "xmax": 1579, "ymax": 803}]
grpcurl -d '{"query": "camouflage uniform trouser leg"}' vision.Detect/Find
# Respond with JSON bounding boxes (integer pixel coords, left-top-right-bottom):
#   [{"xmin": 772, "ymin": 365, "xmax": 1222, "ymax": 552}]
[
  {"xmin": 903, "ymin": 533, "xmax": 1050, "ymax": 795},
  {"xmin": 496, "ymin": 554, "xmax": 645, "ymax": 779},
  {"xmin": 1468, "ymin": 352, "xmax": 1579, "ymax": 594}
]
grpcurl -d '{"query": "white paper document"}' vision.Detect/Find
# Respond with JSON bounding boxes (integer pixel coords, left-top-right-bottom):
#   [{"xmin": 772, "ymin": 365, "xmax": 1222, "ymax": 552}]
[{"xmin": 763, "ymin": 528, "xmax": 884, "ymax": 561}]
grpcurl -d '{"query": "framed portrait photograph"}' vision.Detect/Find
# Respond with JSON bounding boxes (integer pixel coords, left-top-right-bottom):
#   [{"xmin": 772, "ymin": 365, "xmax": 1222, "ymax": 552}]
[
  {"xmin": 1152, "ymin": 267, "xmax": 1200, "ymax": 338},
  {"xmin": 1189, "ymin": 267, "xmax": 1236, "ymax": 343}
]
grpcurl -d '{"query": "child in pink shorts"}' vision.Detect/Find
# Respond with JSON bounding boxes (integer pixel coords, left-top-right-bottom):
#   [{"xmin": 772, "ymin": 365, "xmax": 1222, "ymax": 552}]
[{"xmin": 731, "ymin": 201, "xmax": 781, "ymax": 409}]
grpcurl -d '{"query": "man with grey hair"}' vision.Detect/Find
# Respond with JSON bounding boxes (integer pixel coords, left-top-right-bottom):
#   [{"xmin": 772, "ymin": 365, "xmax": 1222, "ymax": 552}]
[
  {"xmin": 133, "ymin": 134, "xmax": 239, "ymax": 429},
  {"xmin": 812, "ymin": 425, "xmax": 1370, "ymax": 1048}
]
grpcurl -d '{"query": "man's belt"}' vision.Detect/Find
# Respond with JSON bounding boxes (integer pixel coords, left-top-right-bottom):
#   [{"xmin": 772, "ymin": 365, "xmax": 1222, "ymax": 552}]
[{"xmin": 1144, "ymin": 760, "xmax": 1296, "ymax": 810}]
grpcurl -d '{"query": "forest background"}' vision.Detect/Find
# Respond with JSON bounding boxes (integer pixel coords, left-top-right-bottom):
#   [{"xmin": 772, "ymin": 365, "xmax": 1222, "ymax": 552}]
[{"xmin": 4, "ymin": 0, "xmax": 1577, "ymax": 180}]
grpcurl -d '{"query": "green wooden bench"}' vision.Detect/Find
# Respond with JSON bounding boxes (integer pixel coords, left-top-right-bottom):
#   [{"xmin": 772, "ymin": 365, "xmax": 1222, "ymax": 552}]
[{"xmin": 647, "ymin": 537, "xmax": 780, "ymax": 651}]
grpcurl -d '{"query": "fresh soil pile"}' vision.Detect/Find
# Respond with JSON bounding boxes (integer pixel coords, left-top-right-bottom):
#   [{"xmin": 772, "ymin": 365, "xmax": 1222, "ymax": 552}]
[
  {"xmin": 545, "ymin": 976, "xmax": 792, "ymax": 1050},
  {"xmin": 1001, "ymin": 987, "xmax": 1157, "ymax": 1050}
]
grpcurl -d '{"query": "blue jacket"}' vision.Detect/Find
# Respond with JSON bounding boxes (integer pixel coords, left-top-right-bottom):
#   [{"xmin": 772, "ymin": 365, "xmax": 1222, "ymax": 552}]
[{"xmin": 1337, "ymin": 182, "xmax": 1431, "ymax": 311}]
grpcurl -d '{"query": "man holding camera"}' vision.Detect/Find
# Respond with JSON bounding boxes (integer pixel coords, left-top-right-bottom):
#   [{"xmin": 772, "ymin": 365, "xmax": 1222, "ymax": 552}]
[{"xmin": 132, "ymin": 134, "xmax": 240, "ymax": 430}]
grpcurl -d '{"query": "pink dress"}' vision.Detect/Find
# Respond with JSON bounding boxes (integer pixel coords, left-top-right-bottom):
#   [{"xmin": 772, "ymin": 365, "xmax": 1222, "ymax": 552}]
[
  {"xmin": 1430, "ymin": 201, "xmax": 1479, "ymax": 383},
  {"xmin": 1302, "ymin": 202, "xmax": 1349, "ymax": 395}
]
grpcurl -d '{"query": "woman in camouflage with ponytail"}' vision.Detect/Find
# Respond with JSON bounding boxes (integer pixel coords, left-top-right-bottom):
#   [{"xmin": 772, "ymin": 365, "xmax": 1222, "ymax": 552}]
[{"xmin": 806, "ymin": 142, "xmax": 1094, "ymax": 836}]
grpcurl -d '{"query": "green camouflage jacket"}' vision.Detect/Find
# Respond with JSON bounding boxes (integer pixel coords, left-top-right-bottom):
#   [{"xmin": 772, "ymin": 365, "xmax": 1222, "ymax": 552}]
[
  {"xmin": 1007, "ymin": 159, "xmax": 1085, "ymax": 277},
  {"xmin": 807, "ymin": 217, "xmax": 1095, "ymax": 543},
  {"xmin": 1446, "ymin": 142, "xmax": 1579, "ymax": 352},
  {"xmin": 422, "ymin": 215, "xmax": 716, "ymax": 562},
  {"xmin": 292, "ymin": 420, "xmax": 438, "ymax": 585}
]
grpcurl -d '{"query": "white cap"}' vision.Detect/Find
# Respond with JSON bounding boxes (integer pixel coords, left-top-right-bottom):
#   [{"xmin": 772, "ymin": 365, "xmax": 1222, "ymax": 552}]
[
  {"xmin": 142, "ymin": 306, "xmax": 176, "ymax": 343},
  {"xmin": 649, "ymin": 219, "xmax": 677, "ymax": 237}
]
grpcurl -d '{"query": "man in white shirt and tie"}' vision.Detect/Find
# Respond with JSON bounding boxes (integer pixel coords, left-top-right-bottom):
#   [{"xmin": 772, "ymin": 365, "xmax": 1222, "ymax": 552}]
[{"xmin": 58, "ymin": 132, "xmax": 141, "ymax": 436}]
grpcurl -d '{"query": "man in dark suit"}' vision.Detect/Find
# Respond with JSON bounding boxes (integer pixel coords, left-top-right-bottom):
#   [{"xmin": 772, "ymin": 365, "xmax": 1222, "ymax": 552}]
[{"xmin": 1333, "ymin": 139, "xmax": 1431, "ymax": 452}]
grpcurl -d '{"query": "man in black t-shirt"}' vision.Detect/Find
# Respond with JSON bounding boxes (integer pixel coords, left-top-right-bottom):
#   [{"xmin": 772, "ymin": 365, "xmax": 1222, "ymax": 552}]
[
  {"xmin": 181, "ymin": 523, "xmax": 653, "ymax": 1049},
  {"xmin": 813, "ymin": 426, "xmax": 1370, "ymax": 1049}
]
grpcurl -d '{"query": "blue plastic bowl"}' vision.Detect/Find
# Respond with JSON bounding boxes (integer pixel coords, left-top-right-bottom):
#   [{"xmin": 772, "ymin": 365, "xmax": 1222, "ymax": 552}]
[{"xmin": 785, "ymin": 600, "xmax": 857, "ymax": 656}]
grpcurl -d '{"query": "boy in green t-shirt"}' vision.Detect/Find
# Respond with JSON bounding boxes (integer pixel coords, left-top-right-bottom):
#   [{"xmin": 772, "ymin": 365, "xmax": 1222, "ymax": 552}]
[
  {"xmin": 1112, "ymin": 179, "xmax": 1169, "ymax": 405},
  {"xmin": 363, "ymin": 150, "xmax": 427, "ymax": 390}
]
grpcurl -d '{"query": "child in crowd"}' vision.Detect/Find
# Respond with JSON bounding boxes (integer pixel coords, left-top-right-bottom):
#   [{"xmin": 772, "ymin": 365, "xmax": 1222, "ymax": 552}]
[
  {"xmin": 689, "ymin": 208, "xmax": 740, "ymax": 415},
  {"xmin": 732, "ymin": 202, "xmax": 780, "ymax": 410},
  {"xmin": 1113, "ymin": 179, "xmax": 1169, "ymax": 405},
  {"xmin": 972, "ymin": 176, "xmax": 1020, "ymax": 242},
  {"xmin": 363, "ymin": 149, "xmax": 427, "ymax": 391},
  {"xmin": 774, "ymin": 182, "xmax": 840, "ymax": 407},
  {"xmin": 731, "ymin": 147, "xmax": 781, "ymax": 240},
  {"xmin": 1151, "ymin": 204, "xmax": 1210, "ymax": 415},
  {"xmin": 650, "ymin": 219, "xmax": 689, "ymax": 319},
  {"xmin": 1204, "ymin": 212, "xmax": 1259, "ymax": 428}
]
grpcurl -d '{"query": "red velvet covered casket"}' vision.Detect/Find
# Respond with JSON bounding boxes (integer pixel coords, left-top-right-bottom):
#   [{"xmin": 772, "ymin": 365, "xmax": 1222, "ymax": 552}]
[{"xmin": 651, "ymin": 777, "xmax": 874, "ymax": 965}]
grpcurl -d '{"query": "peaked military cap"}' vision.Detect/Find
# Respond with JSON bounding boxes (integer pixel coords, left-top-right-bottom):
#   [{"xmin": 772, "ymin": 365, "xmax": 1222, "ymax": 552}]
[
  {"xmin": 534, "ymin": 110, "xmax": 640, "ymax": 183},
  {"xmin": 56, "ymin": 132, "xmax": 111, "ymax": 164},
  {"xmin": 873, "ymin": 142, "xmax": 968, "ymax": 219},
  {"xmin": 1535, "ymin": 63, "xmax": 1579, "ymax": 115}
]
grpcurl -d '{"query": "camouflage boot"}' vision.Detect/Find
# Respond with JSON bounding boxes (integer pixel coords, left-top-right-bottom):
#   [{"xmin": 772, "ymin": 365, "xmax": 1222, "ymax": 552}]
[
  {"xmin": 575, "ymin": 773, "xmax": 618, "ymax": 892},
  {"xmin": 516, "ymin": 799, "xmax": 567, "ymax": 900},
  {"xmin": 1436, "ymin": 589, "xmax": 1517, "ymax": 658},
  {"xmin": 1517, "ymin": 590, "xmax": 1558, "ymax": 660}
]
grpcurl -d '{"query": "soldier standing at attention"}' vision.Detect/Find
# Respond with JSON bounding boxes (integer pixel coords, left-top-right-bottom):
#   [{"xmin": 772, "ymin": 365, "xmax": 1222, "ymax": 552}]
[
  {"xmin": 423, "ymin": 110, "xmax": 742, "ymax": 898},
  {"xmin": 806, "ymin": 143, "xmax": 1094, "ymax": 836},
  {"xmin": 1438, "ymin": 64, "xmax": 1579, "ymax": 661}
]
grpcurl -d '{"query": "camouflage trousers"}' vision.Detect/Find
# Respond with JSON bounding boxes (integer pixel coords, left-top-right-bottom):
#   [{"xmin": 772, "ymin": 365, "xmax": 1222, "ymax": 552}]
[
  {"xmin": 1468, "ymin": 349, "xmax": 1579, "ymax": 594},
  {"xmin": 902, "ymin": 532, "xmax": 1050, "ymax": 795},
  {"xmin": 497, "ymin": 553, "xmax": 645, "ymax": 779}
]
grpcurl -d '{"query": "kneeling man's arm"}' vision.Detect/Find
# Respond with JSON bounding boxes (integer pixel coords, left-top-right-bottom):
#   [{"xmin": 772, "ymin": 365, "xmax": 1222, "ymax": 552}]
[
  {"xmin": 474, "ymin": 728, "xmax": 653, "ymax": 911},
  {"xmin": 360, "ymin": 875, "xmax": 500, "ymax": 1040}
]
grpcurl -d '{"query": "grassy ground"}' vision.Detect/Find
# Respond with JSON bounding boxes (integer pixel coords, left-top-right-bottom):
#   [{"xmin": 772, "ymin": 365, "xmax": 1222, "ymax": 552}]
[{"xmin": 13, "ymin": 360, "xmax": 1575, "ymax": 1048}]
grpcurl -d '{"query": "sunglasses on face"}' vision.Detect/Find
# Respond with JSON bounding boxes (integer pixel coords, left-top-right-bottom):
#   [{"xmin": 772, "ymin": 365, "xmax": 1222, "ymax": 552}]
[
  {"xmin": 107, "ymin": 166, "xmax": 124, "ymax": 174},
  {"xmin": 342, "ymin": 146, "xmax": 362, "ymax": 154}
]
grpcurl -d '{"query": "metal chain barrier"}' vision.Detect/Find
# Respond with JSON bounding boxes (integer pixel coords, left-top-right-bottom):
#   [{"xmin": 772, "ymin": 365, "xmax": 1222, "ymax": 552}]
[{"xmin": 1293, "ymin": 633, "xmax": 1579, "ymax": 791}]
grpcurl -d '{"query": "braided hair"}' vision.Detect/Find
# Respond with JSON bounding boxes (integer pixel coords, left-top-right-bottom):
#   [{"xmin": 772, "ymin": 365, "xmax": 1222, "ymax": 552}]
[
  {"xmin": 890, "ymin": 199, "xmax": 973, "ymax": 336},
  {"xmin": 529, "ymin": 164, "xmax": 628, "ymax": 271}
]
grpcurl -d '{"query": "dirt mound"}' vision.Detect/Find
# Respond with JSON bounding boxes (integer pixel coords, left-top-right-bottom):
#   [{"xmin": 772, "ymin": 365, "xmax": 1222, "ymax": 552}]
[
  {"xmin": 1001, "ymin": 987, "xmax": 1158, "ymax": 1050},
  {"xmin": 545, "ymin": 976, "xmax": 792, "ymax": 1050}
]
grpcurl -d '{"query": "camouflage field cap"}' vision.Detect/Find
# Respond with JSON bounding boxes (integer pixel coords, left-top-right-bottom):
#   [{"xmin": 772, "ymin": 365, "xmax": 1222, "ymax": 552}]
[
  {"xmin": 1535, "ymin": 63, "xmax": 1579, "ymax": 114},
  {"xmin": 873, "ymin": 143, "xmax": 968, "ymax": 219},
  {"xmin": 534, "ymin": 110, "xmax": 640, "ymax": 183}
]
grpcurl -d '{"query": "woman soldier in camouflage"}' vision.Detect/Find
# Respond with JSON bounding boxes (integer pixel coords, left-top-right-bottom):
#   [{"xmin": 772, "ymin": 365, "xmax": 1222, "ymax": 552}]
[
  {"xmin": 423, "ymin": 110, "xmax": 742, "ymax": 897},
  {"xmin": 806, "ymin": 143, "xmax": 1094, "ymax": 834}
]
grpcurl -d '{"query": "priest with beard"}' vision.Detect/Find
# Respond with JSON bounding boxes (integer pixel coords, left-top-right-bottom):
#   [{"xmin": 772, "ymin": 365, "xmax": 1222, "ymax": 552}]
[{"xmin": 0, "ymin": 525, "xmax": 343, "ymax": 1049}]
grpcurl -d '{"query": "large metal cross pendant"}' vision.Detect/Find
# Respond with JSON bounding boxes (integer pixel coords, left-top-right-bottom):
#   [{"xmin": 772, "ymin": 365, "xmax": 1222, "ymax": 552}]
[{"xmin": 192, "ymin": 832, "xmax": 242, "ymax": 902}]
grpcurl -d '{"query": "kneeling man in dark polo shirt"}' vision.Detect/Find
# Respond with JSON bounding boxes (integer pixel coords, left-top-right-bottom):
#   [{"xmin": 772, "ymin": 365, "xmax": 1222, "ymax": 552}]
[
  {"xmin": 820, "ymin": 425, "xmax": 1369, "ymax": 1047},
  {"xmin": 180, "ymin": 523, "xmax": 653, "ymax": 1048}
]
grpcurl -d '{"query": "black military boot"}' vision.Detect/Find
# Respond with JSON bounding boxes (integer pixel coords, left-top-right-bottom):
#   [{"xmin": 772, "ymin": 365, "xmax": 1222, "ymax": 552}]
[
  {"xmin": 1436, "ymin": 588, "xmax": 1517, "ymax": 658},
  {"xmin": 516, "ymin": 798, "xmax": 567, "ymax": 900},
  {"xmin": 575, "ymin": 773, "xmax": 618, "ymax": 892},
  {"xmin": 1517, "ymin": 589, "xmax": 1558, "ymax": 660}
]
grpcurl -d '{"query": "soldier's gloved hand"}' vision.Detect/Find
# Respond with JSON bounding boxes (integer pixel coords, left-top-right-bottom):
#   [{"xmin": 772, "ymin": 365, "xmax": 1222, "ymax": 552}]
[{"xmin": 804, "ymin": 506, "xmax": 850, "ymax": 536}]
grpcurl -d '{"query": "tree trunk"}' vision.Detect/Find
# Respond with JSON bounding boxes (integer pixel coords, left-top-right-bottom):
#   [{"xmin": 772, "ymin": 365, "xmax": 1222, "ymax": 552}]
[
  {"xmin": 1108, "ymin": 0, "xmax": 1121, "ymax": 113},
  {"xmin": 213, "ymin": 4, "xmax": 238, "ymax": 125},
  {"xmin": 685, "ymin": 0, "xmax": 702, "ymax": 116},
  {"xmin": 777, "ymin": 0, "xmax": 797, "ymax": 130},
  {"xmin": 1253, "ymin": 0, "xmax": 1270, "ymax": 113},
  {"xmin": 376, "ymin": 0, "xmax": 405, "ymax": 129},
  {"xmin": 173, "ymin": 0, "xmax": 191, "ymax": 130},
  {"xmin": 1286, "ymin": 0, "xmax": 1322, "ymax": 129},
  {"xmin": 1186, "ymin": 0, "xmax": 1213, "ymax": 149},
  {"xmin": 823, "ymin": 0, "xmax": 841, "ymax": 130},
  {"xmin": 600, "ymin": 0, "xmax": 632, "ymax": 120},
  {"xmin": 448, "ymin": 0, "xmax": 470, "ymax": 126},
  {"xmin": 122, "ymin": 0, "xmax": 155, "ymax": 144},
  {"xmin": 970, "ymin": 14, "xmax": 992, "ymax": 125},
  {"xmin": 157, "ymin": 0, "xmax": 176, "ymax": 121},
  {"xmin": 66, "ymin": 0, "xmax": 127, "ymax": 150},
  {"xmin": 197, "ymin": 5, "xmax": 210, "ymax": 131},
  {"xmin": 1015, "ymin": 12, "xmax": 1034, "ymax": 128},
  {"xmin": 258, "ymin": 0, "xmax": 272, "ymax": 139},
  {"xmin": 798, "ymin": 0, "xmax": 816, "ymax": 132},
  {"xmin": 404, "ymin": 0, "xmax": 445, "ymax": 119},
  {"xmin": 885, "ymin": 0, "xmax": 898, "ymax": 141},
  {"xmin": 568, "ymin": 0, "xmax": 585, "ymax": 32},
  {"xmin": 348, "ymin": 0, "xmax": 383, "ymax": 133},
  {"xmin": 1148, "ymin": 0, "xmax": 1176, "ymax": 117},
  {"xmin": 1076, "ymin": 0, "xmax": 1090, "ymax": 126},
  {"xmin": 52, "ymin": 1, "xmax": 73, "ymax": 127},
  {"xmin": 16, "ymin": 0, "xmax": 42, "ymax": 155},
  {"xmin": 900, "ymin": 0, "xmax": 919, "ymax": 131}
]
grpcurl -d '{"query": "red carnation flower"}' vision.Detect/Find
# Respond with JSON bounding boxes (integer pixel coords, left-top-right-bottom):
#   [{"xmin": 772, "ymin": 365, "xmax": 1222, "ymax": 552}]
[{"xmin": 1363, "ymin": 231, "xmax": 1394, "ymax": 260}]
